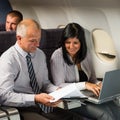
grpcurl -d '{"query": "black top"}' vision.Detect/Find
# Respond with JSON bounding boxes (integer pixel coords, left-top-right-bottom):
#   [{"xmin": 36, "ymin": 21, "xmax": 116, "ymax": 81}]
[{"xmin": 79, "ymin": 70, "xmax": 88, "ymax": 82}]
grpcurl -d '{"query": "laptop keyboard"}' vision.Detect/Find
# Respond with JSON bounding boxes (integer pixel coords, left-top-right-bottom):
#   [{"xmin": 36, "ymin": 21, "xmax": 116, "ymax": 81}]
[
  {"xmin": 90, "ymin": 94, "xmax": 99, "ymax": 99},
  {"xmin": 81, "ymin": 90, "xmax": 99, "ymax": 99}
]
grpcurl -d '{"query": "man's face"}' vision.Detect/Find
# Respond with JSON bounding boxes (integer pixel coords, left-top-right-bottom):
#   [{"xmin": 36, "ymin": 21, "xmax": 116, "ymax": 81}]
[
  {"xmin": 5, "ymin": 15, "xmax": 20, "ymax": 31},
  {"xmin": 18, "ymin": 29, "xmax": 41, "ymax": 53}
]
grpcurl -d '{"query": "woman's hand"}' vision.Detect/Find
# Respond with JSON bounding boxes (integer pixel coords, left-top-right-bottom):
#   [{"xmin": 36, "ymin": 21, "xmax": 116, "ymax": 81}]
[
  {"xmin": 35, "ymin": 93, "xmax": 61, "ymax": 107},
  {"xmin": 85, "ymin": 82, "xmax": 102, "ymax": 96}
]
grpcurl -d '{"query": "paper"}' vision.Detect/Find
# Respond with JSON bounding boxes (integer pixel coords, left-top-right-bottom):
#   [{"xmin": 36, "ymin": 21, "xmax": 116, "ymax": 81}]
[{"xmin": 49, "ymin": 83, "xmax": 87, "ymax": 102}]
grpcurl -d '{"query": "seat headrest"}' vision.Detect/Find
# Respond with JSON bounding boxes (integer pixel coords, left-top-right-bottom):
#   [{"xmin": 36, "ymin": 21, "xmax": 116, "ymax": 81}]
[
  {"xmin": 0, "ymin": 24, "xmax": 5, "ymax": 31},
  {"xmin": 40, "ymin": 28, "xmax": 63, "ymax": 49},
  {"xmin": 0, "ymin": 31, "xmax": 16, "ymax": 55}
]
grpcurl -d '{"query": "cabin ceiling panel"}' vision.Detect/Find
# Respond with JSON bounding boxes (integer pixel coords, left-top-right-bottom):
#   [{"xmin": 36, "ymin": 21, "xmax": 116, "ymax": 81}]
[{"xmin": 9, "ymin": 0, "xmax": 120, "ymax": 7}]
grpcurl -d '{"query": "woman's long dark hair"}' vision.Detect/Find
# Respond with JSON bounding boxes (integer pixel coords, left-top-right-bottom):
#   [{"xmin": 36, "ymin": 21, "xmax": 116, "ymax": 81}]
[{"xmin": 61, "ymin": 23, "xmax": 87, "ymax": 65}]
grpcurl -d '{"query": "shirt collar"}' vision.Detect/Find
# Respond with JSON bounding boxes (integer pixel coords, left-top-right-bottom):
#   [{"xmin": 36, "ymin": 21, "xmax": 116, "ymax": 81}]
[{"xmin": 14, "ymin": 42, "xmax": 35, "ymax": 58}]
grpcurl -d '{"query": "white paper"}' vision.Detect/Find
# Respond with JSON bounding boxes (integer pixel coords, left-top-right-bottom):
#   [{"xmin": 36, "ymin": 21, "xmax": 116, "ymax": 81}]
[{"xmin": 49, "ymin": 83, "xmax": 87, "ymax": 102}]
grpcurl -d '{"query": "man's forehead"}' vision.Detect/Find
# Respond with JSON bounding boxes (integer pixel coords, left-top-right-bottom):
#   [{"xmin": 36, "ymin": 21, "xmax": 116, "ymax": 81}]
[{"xmin": 7, "ymin": 16, "xmax": 19, "ymax": 22}]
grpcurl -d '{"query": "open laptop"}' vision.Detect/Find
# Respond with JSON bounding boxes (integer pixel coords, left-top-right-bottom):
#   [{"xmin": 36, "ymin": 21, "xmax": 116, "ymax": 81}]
[{"xmin": 81, "ymin": 69, "xmax": 120, "ymax": 104}]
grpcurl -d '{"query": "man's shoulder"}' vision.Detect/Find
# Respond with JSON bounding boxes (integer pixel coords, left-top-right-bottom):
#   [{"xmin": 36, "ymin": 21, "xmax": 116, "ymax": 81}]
[
  {"xmin": 1, "ymin": 45, "xmax": 16, "ymax": 58},
  {"xmin": 37, "ymin": 48, "xmax": 45, "ymax": 55},
  {"xmin": 35, "ymin": 48, "xmax": 46, "ymax": 60}
]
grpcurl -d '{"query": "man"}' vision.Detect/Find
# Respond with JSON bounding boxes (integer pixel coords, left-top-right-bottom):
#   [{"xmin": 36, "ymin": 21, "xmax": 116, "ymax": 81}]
[
  {"xmin": 0, "ymin": 19, "xmax": 81, "ymax": 120},
  {"xmin": 5, "ymin": 10, "xmax": 23, "ymax": 31}
]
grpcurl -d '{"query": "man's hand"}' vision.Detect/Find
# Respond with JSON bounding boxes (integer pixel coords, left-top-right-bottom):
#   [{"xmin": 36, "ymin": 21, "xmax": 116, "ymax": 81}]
[{"xmin": 35, "ymin": 93, "xmax": 61, "ymax": 107}]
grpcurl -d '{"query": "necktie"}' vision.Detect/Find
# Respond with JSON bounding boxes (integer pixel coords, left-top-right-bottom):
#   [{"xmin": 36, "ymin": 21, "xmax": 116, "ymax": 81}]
[{"xmin": 26, "ymin": 53, "xmax": 53, "ymax": 113}]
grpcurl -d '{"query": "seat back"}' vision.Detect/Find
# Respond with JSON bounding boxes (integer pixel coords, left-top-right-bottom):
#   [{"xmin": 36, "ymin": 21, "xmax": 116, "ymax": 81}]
[
  {"xmin": 40, "ymin": 28, "xmax": 63, "ymax": 81},
  {"xmin": 0, "ymin": 24, "xmax": 5, "ymax": 31},
  {"xmin": 0, "ymin": 31, "xmax": 16, "ymax": 55}
]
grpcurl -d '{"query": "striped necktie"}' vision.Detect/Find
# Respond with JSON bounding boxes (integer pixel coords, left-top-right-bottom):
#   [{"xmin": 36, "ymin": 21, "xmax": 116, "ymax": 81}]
[{"xmin": 26, "ymin": 53, "xmax": 53, "ymax": 113}]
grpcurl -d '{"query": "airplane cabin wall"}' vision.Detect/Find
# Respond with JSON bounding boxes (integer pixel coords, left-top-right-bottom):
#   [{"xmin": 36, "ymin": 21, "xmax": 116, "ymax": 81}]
[{"xmin": 9, "ymin": 0, "xmax": 120, "ymax": 69}]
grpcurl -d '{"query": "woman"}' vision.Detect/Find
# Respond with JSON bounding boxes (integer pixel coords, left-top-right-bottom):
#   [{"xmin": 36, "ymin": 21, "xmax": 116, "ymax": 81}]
[{"xmin": 50, "ymin": 23, "xmax": 120, "ymax": 120}]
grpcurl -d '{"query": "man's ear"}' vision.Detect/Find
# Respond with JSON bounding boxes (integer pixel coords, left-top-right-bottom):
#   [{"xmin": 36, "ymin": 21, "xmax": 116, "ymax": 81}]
[{"xmin": 16, "ymin": 35, "xmax": 22, "ymax": 41}]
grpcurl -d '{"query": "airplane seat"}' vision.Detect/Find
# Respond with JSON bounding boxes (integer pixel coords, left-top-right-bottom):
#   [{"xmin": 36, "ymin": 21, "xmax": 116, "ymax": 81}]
[
  {"xmin": 0, "ymin": 0, "xmax": 13, "ymax": 24},
  {"xmin": 0, "ymin": 23, "xmax": 5, "ymax": 31},
  {"xmin": 0, "ymin": 31, "xmax": 16, "ymax": 55},
  {"xmin": 40, "ymin": 28, "xmax": 93, "ymax": 120},
  {"xmin": 40, "ymin": 28, "xmax": 63, "ymax": 82},
  {"xmin": 0, "ymin": 31, "xmax": 20, "ymax": 119},
  {"xmin": 40, "ymin": 28, "xmax": 63, "ymax": 59},
  {"xmin": 90, "ymin": 28, "xmax": 118, "ymax": 79}
]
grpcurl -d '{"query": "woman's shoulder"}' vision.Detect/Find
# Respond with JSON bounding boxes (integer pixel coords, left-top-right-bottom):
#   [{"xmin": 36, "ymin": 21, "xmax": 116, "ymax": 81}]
[
  {"xmin": 86, "ymin": 50, "xmax": 93, "ymax": 61},
  {"xmin": 52, "ymin": 47, "xmax": 62, "ymax": 56}
]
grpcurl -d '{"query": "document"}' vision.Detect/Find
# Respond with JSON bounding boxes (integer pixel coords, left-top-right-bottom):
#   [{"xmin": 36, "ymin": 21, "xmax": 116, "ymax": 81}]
[{"xmin": 49, "ymin": 83, "xmax": 87, "ymax": 102}]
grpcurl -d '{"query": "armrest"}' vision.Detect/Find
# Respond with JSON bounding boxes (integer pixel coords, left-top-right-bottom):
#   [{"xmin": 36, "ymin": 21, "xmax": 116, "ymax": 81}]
[{"xmin": 0, "ymin": 106, "xmax": 20, "ymax": 120}]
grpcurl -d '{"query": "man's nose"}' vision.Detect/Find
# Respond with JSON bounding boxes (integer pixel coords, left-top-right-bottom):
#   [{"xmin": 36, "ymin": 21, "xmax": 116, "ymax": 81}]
[
  {"xmin": 35, "ymin": 41, "xmax": 40, "ymax": 47},
  {"xmin": 8, "ymin": 24, "xmax": 12, "ymax": 29}
]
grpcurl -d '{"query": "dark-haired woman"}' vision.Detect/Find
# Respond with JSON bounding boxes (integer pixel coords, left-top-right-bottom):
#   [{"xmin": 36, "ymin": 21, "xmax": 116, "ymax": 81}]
[{"xmin": 50, "ymin": 23, "xmax": 120, "ymax": 120}]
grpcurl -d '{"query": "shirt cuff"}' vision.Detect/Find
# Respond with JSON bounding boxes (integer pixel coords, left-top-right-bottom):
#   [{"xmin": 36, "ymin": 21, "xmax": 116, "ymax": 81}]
[
  {"xmin": 75, "ymin": 82, "xmax": 86, "ymax": 90},
  {"xmin": 24, "ymin": 94, "xmax": 35, "ymax": 106}
]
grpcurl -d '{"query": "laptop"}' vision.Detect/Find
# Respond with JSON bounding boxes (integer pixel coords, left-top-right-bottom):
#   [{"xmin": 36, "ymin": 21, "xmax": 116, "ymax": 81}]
[{"xmin": 81, "ymin": 69, "xmax": 120, "ymax": 104}]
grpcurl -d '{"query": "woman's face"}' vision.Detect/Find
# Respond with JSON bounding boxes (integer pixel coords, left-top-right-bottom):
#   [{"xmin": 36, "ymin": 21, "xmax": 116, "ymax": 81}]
[{"xmin": 65, "ymin": 37, "xmax": 81, "ymax": 57}]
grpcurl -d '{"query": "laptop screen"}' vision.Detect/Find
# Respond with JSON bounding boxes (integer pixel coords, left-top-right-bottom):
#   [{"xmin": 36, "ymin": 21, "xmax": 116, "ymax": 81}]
[{"xmin": 99, "ymin": 69, "xmax": 120, "ymax": 101}]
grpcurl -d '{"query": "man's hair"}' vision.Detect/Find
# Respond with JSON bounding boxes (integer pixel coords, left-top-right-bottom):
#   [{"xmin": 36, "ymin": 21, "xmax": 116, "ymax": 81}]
[
  {"xmin": 16, "ymin": 19, "xmax": 41, "ymax": 37},
  {"xmin": 7, "ymin": 10, "xmax": 23, "ymax": 22}
]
